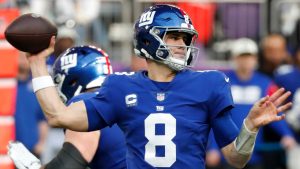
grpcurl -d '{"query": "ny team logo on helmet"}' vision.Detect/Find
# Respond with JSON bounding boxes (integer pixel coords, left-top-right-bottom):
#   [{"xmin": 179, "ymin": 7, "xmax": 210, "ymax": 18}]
[
  {"xmin": 53, "ymin": 46, "xmax": 113, "ymax": 102},
  {"xmin": 133, "ymin": 4, "xmax": 199, "ymax": 71}
]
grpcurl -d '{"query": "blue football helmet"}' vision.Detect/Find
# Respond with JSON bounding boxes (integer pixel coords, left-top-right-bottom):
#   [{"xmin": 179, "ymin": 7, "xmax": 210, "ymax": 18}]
[
  {"xmin": 52, "ymin": 45, "xmax": 113, "ymax": 102},
  {"xmin": 133, "ymin": 4, "xmax": 199, "ymax": 71}
]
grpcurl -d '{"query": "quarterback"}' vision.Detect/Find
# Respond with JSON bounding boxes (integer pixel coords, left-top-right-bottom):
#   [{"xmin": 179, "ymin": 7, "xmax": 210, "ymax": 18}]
[{"xmin": 24, "ymin": 4, "xmax": 291, "ymax": 169}]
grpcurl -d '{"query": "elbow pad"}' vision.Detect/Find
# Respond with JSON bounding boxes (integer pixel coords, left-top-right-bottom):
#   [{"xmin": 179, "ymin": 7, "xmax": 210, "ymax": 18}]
[{"xmin": 45, "ymin": 142, "xmax": 89, "ymax": 169}]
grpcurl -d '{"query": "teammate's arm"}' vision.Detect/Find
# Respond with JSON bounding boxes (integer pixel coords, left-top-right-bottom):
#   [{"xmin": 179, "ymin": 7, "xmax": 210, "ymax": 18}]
[
  {"xmin": 220, "ymin": 88, "xmax": 292, "ymax": 168},
  {"xmin": 43, "ymin": 130, "xmax": 100, "ymax": 169},
  {"xmin": 64, "ymin": 130, "xmax": 100, "ymax": 162},
  {"xmin": 27, "ymin": 37, "xmax": 88, "ymax": 131}
]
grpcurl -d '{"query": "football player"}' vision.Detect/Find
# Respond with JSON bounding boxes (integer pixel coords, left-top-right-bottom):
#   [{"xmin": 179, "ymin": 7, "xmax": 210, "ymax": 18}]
[
  {"xmin": 274, "ymin": 44, "xmax": 300, "ymax": 169},
  {"xmin": 275, "ymin": 45, "xmax": 300, "ymax": 133},
  {"xmin": 8, "ymin": 46, "xmax": 126, "ymax": 169},
  {"xmin": 24, "ymin": 4, "xmax": 292, "ymax": 169}
]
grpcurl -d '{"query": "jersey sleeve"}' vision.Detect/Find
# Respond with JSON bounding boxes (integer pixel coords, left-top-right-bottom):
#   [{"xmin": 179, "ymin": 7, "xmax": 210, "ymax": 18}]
[
  {"xmin": 211, "ymin": 109, "xmax": 239, "ymax": 148},
  {"xmin": 208, "ymin": 71, "xmax": 234, "ymax": 119},
  {"xmin": 83, "ymin": 76, "xmax": 119, "ymax": 130},
  {"xmin": 207, "ymin": 130, "xmax": 220, "ymax": 151},
  {"xmin": 67, "ymin": 96, "xmax": 84, "ymax": 105}
]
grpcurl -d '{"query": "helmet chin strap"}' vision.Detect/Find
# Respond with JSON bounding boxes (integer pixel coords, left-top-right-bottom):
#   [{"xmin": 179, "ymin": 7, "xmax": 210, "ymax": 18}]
[
  {"xmin": 55, "ymin": 74, "xmax": 68, "ymax": 103},
  {"xmin": 160, "ymin": 45, "xmax": 188, "ymax": 71},
  {"xmin": 57, "ymin": 88, "xmax": 67, "ymax": 103},
  {"xmin": 163, "ymin": 57, "xmax": 185, "ymax": 71}
]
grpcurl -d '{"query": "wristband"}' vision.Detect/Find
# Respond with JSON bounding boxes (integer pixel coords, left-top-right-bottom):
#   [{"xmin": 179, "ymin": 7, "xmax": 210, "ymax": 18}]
[
  {"xmin": 32, "ymin": 76, "xmax": 55, "ymax": 93},
  {"xmin": 234, "ymin": 119, "xmax": 258, "ymax": 155}
]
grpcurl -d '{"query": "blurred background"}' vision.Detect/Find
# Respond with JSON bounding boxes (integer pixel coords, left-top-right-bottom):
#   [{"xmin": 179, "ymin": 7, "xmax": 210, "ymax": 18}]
[{"xmin": 1, "ymin": 0, "xmax": 300, "ymax": 169}]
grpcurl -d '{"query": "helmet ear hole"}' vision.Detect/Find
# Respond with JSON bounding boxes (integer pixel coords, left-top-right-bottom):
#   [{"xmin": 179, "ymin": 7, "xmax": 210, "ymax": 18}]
[
  {"xmin": 143, "ymin": 39, "xmax": 150, "ymax": 46},
  {"xmin": 68, "ymin": 79, "xmax": 77, "ymax": 87}
]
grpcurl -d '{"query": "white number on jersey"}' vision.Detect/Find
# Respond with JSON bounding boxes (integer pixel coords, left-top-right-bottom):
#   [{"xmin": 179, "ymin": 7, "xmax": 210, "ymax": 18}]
[
  {"xmin": 231, "ymin": 85, "xmax": 261, "ymax": 104},
  {"xmin": 144, "ymin": 113, "xmax": 176, "ymax": 167}
]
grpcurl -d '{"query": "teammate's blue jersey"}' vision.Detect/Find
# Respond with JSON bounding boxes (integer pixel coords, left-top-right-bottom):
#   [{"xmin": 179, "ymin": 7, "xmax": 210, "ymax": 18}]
[
  {"xmin": 84, "ymin": 70, "xmax": 237, "ymax": 169},
  {"xmin": 208, "ymin": 70, "xmax": 294, "ymax": 164},
  {"xmin": 274, "ymin": 65, "xmax": 300, "ymax": 141},
  {"xmin": 15, "ymin": 79, "xmax": 45, "ymax": 152},
  {"xmin": 67, "ymin": 92, "xmax": 127, "ymax": 169},
  {"xmin": 274, "ymin": 65, "xmax": 300, "ymax": 103}
]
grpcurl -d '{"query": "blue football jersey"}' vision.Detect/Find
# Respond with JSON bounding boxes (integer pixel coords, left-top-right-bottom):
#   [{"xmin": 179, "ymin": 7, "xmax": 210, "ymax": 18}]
[
  {"xmin": 227, "ymin": 70, "xmax": 293, "ymax": 159},
  {"xmin": 84, "ymin": 70, "xmax": 235, "ymax": 169},
  {"xmin": 67, "ymin": 92, "xmax": 127, "ymax": 169},
  {"xmin": 275, "ymin": 65, "xmax": 300, "ymax": 103},
  {"xmin": 274, "ymin": 65, "xmax": 300, "ymax": 141},
  {"xmin": 227, "ymin": 70, "xmax": 274, "ymax": 128},
  {"xmin": 208, "ymin": 70, "xmax": 294, "ymax": 164}
]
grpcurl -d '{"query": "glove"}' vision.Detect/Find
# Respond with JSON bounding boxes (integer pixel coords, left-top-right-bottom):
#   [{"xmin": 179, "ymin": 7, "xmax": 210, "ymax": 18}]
[{"xmin": 7, "ymin": 141, "xmax": 42, "ymax": 169}]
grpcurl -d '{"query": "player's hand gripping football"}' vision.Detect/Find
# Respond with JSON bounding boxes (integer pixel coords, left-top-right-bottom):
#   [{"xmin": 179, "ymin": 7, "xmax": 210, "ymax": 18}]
[
  {"xmin": 245, "ymin": 88, "xmax": 292, "ymax": 132},
  {"xmin": 26, "ymin": 36, "xmax": 55, "ymax": 62}
]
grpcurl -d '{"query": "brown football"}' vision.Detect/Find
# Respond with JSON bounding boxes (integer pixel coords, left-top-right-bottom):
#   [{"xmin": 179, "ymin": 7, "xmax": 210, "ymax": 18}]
[{"xmin": 4, "ymin": 13, "xmax": 57, "ymax": 54}]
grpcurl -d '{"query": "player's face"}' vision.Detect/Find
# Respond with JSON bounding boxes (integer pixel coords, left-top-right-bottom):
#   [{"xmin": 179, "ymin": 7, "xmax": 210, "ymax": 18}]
[
  {"xmin": 296, "ymin": 49, "xmax": 300, "ymax": 66},
  {"xmin": 234, "ymin": 54, "xmax": 257, "ymax": 73},
  {"xmin": 263, "ymin": 37, "xmax": 287, "ymax": 66},
  {"xmin": 163, "ymin": 32, "xmax": 188, "ymax": 60}
]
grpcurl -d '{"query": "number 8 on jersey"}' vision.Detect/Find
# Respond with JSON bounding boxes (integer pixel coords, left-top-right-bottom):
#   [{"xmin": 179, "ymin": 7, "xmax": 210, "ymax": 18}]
[{"xmin": 144, "ymin": 113, "xmax": 176, "ymax": 167}]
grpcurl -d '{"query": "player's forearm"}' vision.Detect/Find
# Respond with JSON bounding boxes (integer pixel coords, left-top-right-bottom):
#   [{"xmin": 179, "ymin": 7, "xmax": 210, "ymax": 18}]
[
  {"xmin": 29, "ymin": 57, "xmax": 49, "ymax": 77},
  {"xmin": 29, "ymin": 58, "xmax": 67, "ymax": 127},
  {"xmin": 64, "ymin": 130, "xmax": 100, "ymax": 162},
  {"xmin": 222, "ymin": 119, "xmax": 258, "ymax": 168},
  {"xmin": 222, "ymin": 141, "xmax": 251, "ymax": 169},
  {"xmin": 36, "ymin": 87, "xmax": 67, "ymax": 127}
]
